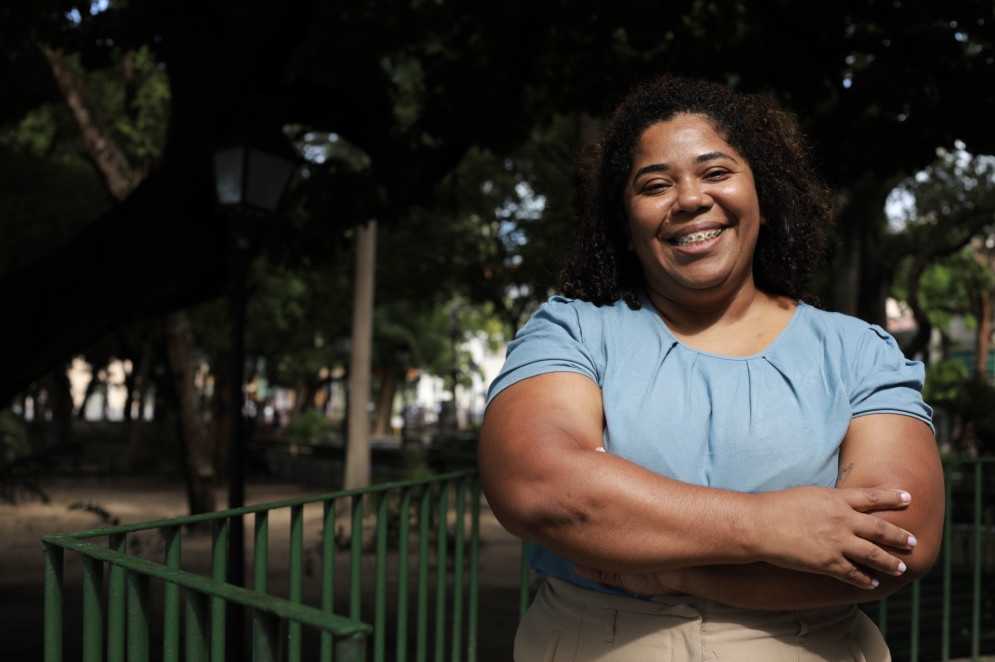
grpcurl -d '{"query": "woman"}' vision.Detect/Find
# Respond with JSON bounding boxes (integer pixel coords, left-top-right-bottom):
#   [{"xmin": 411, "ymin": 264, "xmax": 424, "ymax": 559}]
[{"xmin": 478, "ymin": 76, "xmax": 944, "ymax": 661}]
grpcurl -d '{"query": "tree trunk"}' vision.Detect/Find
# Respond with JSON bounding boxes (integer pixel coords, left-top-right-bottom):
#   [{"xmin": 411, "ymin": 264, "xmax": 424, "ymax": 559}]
[
  {"xmin": 164, "ymin": 311, "xmax": 215, "ymax": 514},
  {"xmin": 976, "ymin": 294, "xmax": 991, "ymax": 379},
  {"xmin": 41, "ymin": 368, "xmax": 74, "ymax": 450},
  {"xmin": 344, "ymin": 220, "xmax": 377, "ymax": 490},
  {"xmin": 42, "ymin": 39, "xmax": 215, "ymax": 512},
  {"xmin": 371, "ymin": 368, "xmax": 397, "ymax": 437},
  {"xmin": 126, "ymin": 337, "xmax": 154, "ymax": 471},
  {"xmin": 38, "ymin": 43, "xmax": 138, "ymax": 200}
]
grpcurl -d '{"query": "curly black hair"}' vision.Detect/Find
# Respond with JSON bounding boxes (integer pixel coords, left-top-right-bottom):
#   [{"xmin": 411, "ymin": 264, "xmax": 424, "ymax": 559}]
[{"xmin": 559, "ymin": 75, "xmax": 834, "ymax": 309}]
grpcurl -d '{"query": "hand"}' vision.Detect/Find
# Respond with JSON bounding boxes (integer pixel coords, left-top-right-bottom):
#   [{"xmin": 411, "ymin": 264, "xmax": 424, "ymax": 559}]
[
  {"xmin": 574, "ymin": 565, "xmax": 683, "ymax": 596},
  {"xmin": 754, "ymin": 486, "xmax": 916, "ymax": 589}
]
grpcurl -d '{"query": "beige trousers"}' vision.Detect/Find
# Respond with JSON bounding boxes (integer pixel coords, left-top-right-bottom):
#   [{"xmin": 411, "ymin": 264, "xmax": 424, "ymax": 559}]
[{"xmin": 514, "ymin": 578, "xmax": 891, "ymax": 662}]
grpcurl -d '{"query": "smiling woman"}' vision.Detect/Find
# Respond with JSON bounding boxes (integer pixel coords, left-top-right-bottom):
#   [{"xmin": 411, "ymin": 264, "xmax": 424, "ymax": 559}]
[
  {"xmin": 478, "ymin": 76, "xmax": 944, "ymax": 661},
  {"xmin": 624, "ymin": 115, "xmax": 766, "ymax": 329}
]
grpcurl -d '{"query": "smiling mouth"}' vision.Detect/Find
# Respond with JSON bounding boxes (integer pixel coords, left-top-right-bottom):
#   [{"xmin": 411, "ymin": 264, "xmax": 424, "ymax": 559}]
[{"xmin": 672, "ymin": 227, "xmax": 726, "ymax": 247}]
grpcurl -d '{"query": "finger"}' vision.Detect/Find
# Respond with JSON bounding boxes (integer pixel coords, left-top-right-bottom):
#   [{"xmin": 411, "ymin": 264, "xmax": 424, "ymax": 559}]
[
  {"xmin": 853, "ymin": 512, "xmax": 918, "ymax": 551},
  {"xmin": 843, "ymin": 487, "xmax": 912, "ymax": 513},
  {"xmin": 830, "ymin": 560, "xmax": 882, "ymax": 590},
  {"xmin": 845, "ymin": 537, "xmax": 909, "ymax": 577}
]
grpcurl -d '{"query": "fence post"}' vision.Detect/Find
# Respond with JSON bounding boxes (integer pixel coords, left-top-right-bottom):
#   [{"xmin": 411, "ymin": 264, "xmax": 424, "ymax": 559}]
[{"xmin": 43, "ymin": 542, "xmax": 64, "ymax": 662}]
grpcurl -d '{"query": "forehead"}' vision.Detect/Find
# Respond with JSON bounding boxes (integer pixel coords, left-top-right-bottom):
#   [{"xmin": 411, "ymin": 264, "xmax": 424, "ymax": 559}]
[{"xmin": 633, "ymin": 114, "xmax": 740, "ymax": 161}]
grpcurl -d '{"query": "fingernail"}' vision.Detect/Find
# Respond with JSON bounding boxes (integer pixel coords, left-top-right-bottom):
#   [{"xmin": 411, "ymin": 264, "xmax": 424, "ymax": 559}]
[
  {"xmin": 870, "ymin": 578, "xmax": 880, "ymax": 588},
  {"xmin": 908, "ymin": 535, "xmax": 918, "ymax": 548},
  {"xmin": 900, "ymin": 492, "xmax": 911, "ymax": 503},
  {"xmin": 897, "ymin": 562, "xmax": 907, "ymax": 574}
]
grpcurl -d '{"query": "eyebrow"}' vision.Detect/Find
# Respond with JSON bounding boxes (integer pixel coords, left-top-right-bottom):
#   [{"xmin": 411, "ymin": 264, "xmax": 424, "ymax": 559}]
[{"xmin": 630, "ymin": 151, "xmax": 739, "ymax": 183}]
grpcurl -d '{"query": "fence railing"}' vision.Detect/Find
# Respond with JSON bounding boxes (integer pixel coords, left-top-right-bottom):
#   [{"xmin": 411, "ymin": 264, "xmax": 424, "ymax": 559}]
[
  {"xmin": 42, "ymin": 458, "xmax": 993, "ymax": 662},
  {"xmin": 860, "ymin": 455, "xmax": 995, "ymax": 662},
  {"xmin": 42, "ymin": 469, "xmax": 480, "ymax": 662}
]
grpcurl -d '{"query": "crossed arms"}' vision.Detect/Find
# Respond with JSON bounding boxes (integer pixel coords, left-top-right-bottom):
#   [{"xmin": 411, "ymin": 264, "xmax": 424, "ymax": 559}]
[{"xmin": 478, "ymin": 372, "xmax": 945, "ymax": 610}]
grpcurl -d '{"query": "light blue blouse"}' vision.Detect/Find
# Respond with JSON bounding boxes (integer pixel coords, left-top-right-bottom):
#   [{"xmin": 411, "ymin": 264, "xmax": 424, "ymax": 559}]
[{"xmin": 486, "ymin": 294, "xmax": 933, "ymax": 595}]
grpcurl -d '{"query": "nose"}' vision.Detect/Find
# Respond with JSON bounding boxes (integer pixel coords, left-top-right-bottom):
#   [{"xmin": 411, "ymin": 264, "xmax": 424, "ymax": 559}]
[{"xmin": 675, "ymin": 178, "xmax": 710, "ymax": 212}]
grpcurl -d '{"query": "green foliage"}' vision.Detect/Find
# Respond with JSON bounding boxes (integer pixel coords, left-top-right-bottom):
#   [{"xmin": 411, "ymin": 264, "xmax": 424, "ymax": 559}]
[
  {"xmin": 0, "ymin": 410, "xmax": 31, "ymax": 468},
  {"xmin": 923, "ymin": 360, "xmax": 971, "ymax": 409},
  {"xmin": 924, "ymin": 360, "xmax": 995, "ymax": 454},
  {"xmin": 895, "ymin": 248, "xmax": 993, "ymax": 331},
  {"xmin": 282, "ymin": 408, "xmax": 333, "ymax": 446}
]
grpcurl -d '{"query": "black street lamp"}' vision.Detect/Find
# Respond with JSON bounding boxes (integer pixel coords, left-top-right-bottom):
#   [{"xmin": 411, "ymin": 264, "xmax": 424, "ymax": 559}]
[{"xmin": 213, "ymin": 130, "xmax": 295, "ymax": 660}]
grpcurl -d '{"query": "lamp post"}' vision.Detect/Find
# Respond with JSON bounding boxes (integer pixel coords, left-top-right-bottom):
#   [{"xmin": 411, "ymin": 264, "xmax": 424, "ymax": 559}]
[{"xmin": 213, "ymin": 131, "xmax": 295, "ymax": 660}]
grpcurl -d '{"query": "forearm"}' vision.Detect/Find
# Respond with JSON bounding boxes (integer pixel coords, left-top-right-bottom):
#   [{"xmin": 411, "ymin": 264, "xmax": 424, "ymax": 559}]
[
  {"xmin": 672, "ymin": 562, "xmax": 914, "ymax": 610},
  {"xmin": 485, "ymin": 440, "xmax": 763, "ymax": 572}
]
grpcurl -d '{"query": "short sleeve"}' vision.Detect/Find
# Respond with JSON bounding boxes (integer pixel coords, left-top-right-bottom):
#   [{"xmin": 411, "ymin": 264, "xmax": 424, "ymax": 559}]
[
  {"xmin": 849, "ymin": 325, "xmax": 934, "ymax": 432},
  {"xmin": 486, "ymin": 297, "xmax": 601, "ymax": 406}
]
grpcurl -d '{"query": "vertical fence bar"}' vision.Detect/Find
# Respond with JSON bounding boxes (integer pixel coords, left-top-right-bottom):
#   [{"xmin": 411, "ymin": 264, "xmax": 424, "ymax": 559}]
[
  {"xmin": 252, "ymin": 609, "xmax": 281, "ymax": 662},
  {"xmin": 43, "ymin": 542, "xmax": 64, "ymax": 662},
  {"xmin": 289, "ymin": 504, "xmax": 304, "ymax": 662},
  {"xmin": 320, "ymin": 499, "xmax": 337, "ymax": 662},
  {"xmin": 451, "ymin": 479, "xmax": 466, "ymax": 662},
  {"xmin": 468, "ymin": 478, "xmax": 481, "ymax": 662},
  {"xmin": 396, "ymin": 487, "xmax": 412, "ymax": 662},
  {"xmin": 212, "ymin": 518, "xmax": 229, "ymax": 662},
  {"xmin": 350, "ymin": 495, "xmax": 364, "ymax": 622},
  {"xmin": 417, "ymin": 486, "xmax": 431, "ymax": 662},
  {"xmin": 107, "ymin": 533, "xmax": 127, "ymax": 662},
  {"xmin": 909, "ymin": 579, "xmax": 921, "ymax": 662},
  {"xmin": 435, "ymin": 481, "xmax": 450, "ymax": 662},
  {"xmin": 82, "ymin": 556, "xmax": 104, "ymax": 662},
  {"xmin": 519, "ymin": 541, "xmax": 531, "ymax": 620},
  {"xmin": 941, "ymin": 461, "xmax": 954, "ymax": 662},
  {"xmin": 374, "ymin": 491, "xmax": 389, "ymax": 662},
  {"xmin": 971, "ymin": 462, "xmax": 983, "ymax": 662},
  {"xmin": 163, "ymin": 526, "xmax": 182, "ymax": 662},
  {"xmin": 335, "ymin": 632, "xmax": 368, "ymax": 662},
  {"xmin": 877, "ymin": 596, "xmax": 888, "ymax": 640},
  {"xmin": 253, "ymin": 511, "xmax": 271, "ymax": 657},
  {"xmin": 126, "ymin": 570, "xmax": 150, "ymax": 662},
  {"xmin": 185, "ymin": 590, "xmax": 210, "ymax": 662}
]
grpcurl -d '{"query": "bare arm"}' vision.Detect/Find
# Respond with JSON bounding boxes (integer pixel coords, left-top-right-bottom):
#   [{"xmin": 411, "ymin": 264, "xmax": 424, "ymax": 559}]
[
  {"xmin": 479, "ymin": 373, "xmax": 918, "ymax": 588},
  {"xmin": 575, "ymin": 414, "xmax": 945, "ymax": 608}
]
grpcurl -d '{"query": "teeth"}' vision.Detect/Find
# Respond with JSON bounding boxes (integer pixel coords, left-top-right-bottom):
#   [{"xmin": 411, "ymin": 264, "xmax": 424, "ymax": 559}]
[{"xmin": 674, "ymin": 228, "xmax": 725, "ymax": 246}]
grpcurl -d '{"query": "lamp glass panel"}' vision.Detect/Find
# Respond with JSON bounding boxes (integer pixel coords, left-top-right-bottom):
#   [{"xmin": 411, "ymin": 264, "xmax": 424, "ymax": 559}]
[
  {"xmin": 245, "ymin": 149, "xmax": 295, "ymax": 211},
  {"xmin": 213, "ymin": 148, "xmax": 246, "ymax": 205}
]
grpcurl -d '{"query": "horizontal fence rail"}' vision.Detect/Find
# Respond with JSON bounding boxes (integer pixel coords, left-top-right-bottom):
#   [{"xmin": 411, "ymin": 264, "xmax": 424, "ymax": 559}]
[{"xmin": 42, "ymin": 469, "xmax": 480, "ymax": 662}]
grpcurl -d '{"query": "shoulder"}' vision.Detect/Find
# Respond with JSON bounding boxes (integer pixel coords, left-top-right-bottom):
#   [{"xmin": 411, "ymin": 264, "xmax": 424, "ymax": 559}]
[
  {"xmin": 520, "ymin": 295, "xmax": 639, "ymax": 340},
  {"xmin": 790, "ymin": 305, "xmax": 932, "ymax": 424},
  {"xmin": 791, "ymin": 303, "xmax": 903, "ymax": 354},
  {"xmin": 773, "ymin": 303, "xmax": 922, "ymax": 382},
  {"xmin": 487, "ymin": 296, "xmax": 646, "ymax": 405}
]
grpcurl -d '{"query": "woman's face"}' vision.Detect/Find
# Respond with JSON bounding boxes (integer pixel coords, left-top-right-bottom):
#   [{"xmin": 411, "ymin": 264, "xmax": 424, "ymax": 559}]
[{"xmin": 623, "ymin": 114, "xmax": 763, "ymax": 308}]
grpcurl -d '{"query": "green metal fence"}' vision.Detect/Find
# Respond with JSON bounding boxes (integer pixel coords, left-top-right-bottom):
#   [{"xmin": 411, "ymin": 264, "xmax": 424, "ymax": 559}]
[
  {"xmin": 42, "ymin": 458, "xmax": 993, "ymax": 662},
  {"xmin": 42, "ymin": 469, "xmax": 481, "ymax": 662},
  {"xmin": 861, "ymin": 456, "xmax": 995, "ymax": 662}
]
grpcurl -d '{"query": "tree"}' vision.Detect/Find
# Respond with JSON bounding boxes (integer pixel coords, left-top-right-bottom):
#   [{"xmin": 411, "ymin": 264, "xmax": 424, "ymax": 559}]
[
  {"xmin": 889, "ymin": 147, "xmax": 995, "ymax": 452},
  {"xmin": 3, "ymin": 0, "xmax": 995, "ymax": 456}
]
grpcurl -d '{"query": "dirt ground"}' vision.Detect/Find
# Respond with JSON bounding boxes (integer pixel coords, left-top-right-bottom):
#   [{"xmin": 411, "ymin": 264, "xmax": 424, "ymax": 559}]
[{"xmin": 0, "ymin": 475, "xmax": 523, "ymax": 661}]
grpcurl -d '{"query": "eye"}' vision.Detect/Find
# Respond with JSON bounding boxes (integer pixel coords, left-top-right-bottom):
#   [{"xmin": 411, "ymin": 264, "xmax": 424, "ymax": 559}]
[
  {"xmin": 704, "ymin": 168, "xmax": 731, "ymax": 181},
  {"xmin": 640, "ymin": 178, "xmax": 671, "ymax": 194}
]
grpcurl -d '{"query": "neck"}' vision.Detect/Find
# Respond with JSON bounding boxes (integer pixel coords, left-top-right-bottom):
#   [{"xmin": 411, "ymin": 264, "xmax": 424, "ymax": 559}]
[
  {"xmin": 645, "ymin": 283, "xmax": 796, "ymax": 356},
  {"xmin": 646, "ymin": 281, "xmax": 765, "ymax": 335}
]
